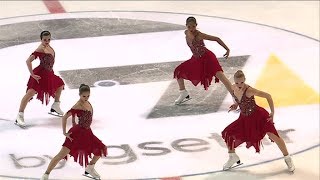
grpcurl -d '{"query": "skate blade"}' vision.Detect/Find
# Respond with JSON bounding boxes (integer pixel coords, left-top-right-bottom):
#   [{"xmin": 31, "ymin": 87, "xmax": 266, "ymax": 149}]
[
  {"xmin": 83, "ymin": 173, "xmax": 100, "ymax": 180},
  {"xmin": 223, "ymin": 162, "xmax": 243, "ymax": 171},
  {"xmin": 287, "ymin": 166, "xmax": 295, "ymax": 173},
  {"xmin": 175, "ymin": 96, "xmax": 192, "ymax": 105},
  {"xmin": 48, "ymin": 112, "xmax": 63, "ymax": 117},
  {"xmin": 14, "ymin": 121, "xmax": 27, "ymax": 129}
]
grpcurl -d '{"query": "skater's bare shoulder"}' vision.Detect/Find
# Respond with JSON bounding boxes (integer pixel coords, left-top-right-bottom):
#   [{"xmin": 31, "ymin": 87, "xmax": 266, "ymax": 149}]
[
  {"xmin": 35, "ymin": 45, "xmax": 46, "ymax": 53},
  {"xmin": 71, "ymin": 102, "xmax": 83, "ymax": 110},
  {"xmin": 27, "ymin": 46, "xmax": 45, "ymax": 61},
  {"xmin": 63, "ymin": 103, "xmax": 81, "ymax": 118}
]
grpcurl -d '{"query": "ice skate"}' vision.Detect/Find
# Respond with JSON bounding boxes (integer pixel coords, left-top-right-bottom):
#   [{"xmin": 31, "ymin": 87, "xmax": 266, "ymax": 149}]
[
  {"xmin": 40, "ymin": 174, "xmax": 49, "ymax": 180},
  {"xmin": 14, "ymin": 112, "xmax": 26, "ymax": 128},
  {"xmin": 174, "ymin": 89, "xmax": 191, "ymax": 105},
  {"xmin": 48, "ymin": 101, "xmax": 64, "ymax": 117},
  {"xmin": 284, "ymin": 155, "xmax": 295, "ymax": 172},
  {"xmin": 83, "ymin": 164, "xmax": 101, "ymax": 180},
  {"xmin": 223, "ymin": 152, "xmax": 243, "ymax": 170}
]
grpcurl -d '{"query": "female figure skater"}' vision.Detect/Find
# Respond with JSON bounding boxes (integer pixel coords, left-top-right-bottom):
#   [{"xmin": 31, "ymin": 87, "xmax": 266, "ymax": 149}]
[
  {"xmin": 41, "ymin": 84, "xmax": 107, "ymax": 180},
  {"xmin": 221, "ymin": 70, "xmax": 295, "ymax": 172},
  {"xmin": 174, "ymin": 16, "xmax": 233, "ymax": 104},
  {"xmin": 15, "ymin": 31, "xmax": 64, "ymax": 127}
]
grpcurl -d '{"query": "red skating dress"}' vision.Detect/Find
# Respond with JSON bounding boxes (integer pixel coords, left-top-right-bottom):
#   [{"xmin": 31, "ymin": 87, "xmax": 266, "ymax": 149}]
[
  {"xmin": 222, "ymin": 87, "xmax": 280, "ymax": 153},
  {"xmin": 62, "ymin": 108, "xmax": 107, "ymax": 167},
  {"xmin": 174, "ymin": 31, "xmax": 223, "ymax": 90},
  {"xmin": 26, "ymin": 51, "xmax": 64, "ymax": 105}
]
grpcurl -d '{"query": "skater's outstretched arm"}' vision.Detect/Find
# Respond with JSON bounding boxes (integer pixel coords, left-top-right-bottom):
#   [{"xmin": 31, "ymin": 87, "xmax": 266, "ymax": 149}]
[
  {"xmin": 199, "ymin": 32, "xmax": 230, "ymax": 58},
  {"xmin": 247, "ymin": 87, "xmax": 275, "ymax": 121}
]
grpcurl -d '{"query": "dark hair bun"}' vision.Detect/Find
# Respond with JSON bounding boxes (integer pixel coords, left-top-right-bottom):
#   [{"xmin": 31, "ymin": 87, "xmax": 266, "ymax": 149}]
[
  {"xmin": 186, "ymin": 16, "xmax": 197, "ymax": 24},
  {"xmin": 79, "ymin": 84, "xmax": 90, "ymax": 94},
  {"xmin": 40, "ymin": 31, "xmax": 51, "ymax": 40}
]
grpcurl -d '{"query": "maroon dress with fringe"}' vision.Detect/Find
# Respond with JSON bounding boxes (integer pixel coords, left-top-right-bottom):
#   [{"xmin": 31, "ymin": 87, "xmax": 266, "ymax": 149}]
[
  {"xmin": 222, "ymin": 86, "xmax": 280, "ymax": 153},
  {"xmin": 63, "ymin": 108, "xmax": 107, "ymax": 167},
  {"xmin": 26, "ymin": 51, "xmax": 64, "ymax": 105},
  {"xmin": 173, "ymin": 31, "xmax": 223, "ymax": 90}
]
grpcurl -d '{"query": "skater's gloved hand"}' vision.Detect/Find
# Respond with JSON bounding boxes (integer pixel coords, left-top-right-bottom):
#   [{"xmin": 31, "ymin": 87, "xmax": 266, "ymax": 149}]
[
  {"xmin": 228, "ymin": 103, "xmax": 238, "ymax": 112},
  {"xmin": 31, "ymin": 74, "xmax": 41, "ymax": 83},
  {"xmin": 223, "ymin": 49, "xmax": 230, "ymax": 59},
  {"xmin": 64, "ymin": 132, "xmax": 73, "ymax": 142},
  {"xmin": 267, "ymin": 112, "xmax": 274, "ymax": 123}
]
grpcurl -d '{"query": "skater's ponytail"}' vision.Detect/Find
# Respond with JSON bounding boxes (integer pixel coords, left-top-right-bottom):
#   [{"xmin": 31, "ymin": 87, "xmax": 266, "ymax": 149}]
[
  {"xmin": 79, "ymin": 84, "xmax": 90, "ymax": 94},
  {"xmin": 234, "ymin": 70, "xmax": 245, "ymax": 79},
  {"xmin": 186, "ymin": 16, "xmax": 197, "ymax": 25},
  {"xmin": 40, "ymin": 31, "xmax": 51, "ymax": 40}
]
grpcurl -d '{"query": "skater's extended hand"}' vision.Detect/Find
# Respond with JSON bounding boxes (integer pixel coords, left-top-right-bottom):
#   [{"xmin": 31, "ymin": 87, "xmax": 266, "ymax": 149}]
[
  {"xmin": 267, "ymin": 112, "xmax": 274, "ymax": 123},
  {"xmin": 228, "ymin": 103, "xmax": 238, "ymax": 112},
  {"xmin": 223, "ymin": 49, "xmax": 230, "ymax": 59},
  {"xmin": 31, "ymin": 74, "xmax": 41, "ymax": 83},
  {"xmin": 64, "ymin": 132, "xmax": 73, "ymax": 142}
]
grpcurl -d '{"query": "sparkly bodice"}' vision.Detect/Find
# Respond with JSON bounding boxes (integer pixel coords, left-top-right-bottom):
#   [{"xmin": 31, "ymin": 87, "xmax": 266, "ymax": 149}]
[
  {"xmin": 31, "ymin": 51, "xmax": 55, "ymax": 71},
  {"xmin": 68, "ymin": 109, "xmax": 93, "ymax": 129},
  {"xmin": 187, "ymin": 31, "xmax": 207, "ymax": 58},
  {"xmin": 234, "ymin": 87, "xmax": 257, "ymax": 116}
]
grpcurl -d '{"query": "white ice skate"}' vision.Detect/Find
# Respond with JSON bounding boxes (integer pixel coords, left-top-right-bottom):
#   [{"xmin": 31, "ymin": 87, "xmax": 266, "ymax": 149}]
[
  {"xmin": 40, "ymin": 174, "xmax": 49, "ymax": 180},
  {"xmin": 48, "ymin": 101, "xmax": 64, "ymax": 117},
  {"xmin": 14, "ymin": 112, "xmax": 26, "ymax": 128},
  {"xmin": 174, "ymin": 89, "xmax": 191, "ymax": 105},
  {"xmin": 223, "ymin": 152, "xmax": 243, "ymax": 170},
  {"xmin": 284, "ymin": 155, "xmax": 295, "ymax": 172},
  {"xmin": 83, "ymin": 164, "xmax": 101, "ymax": 180}
]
